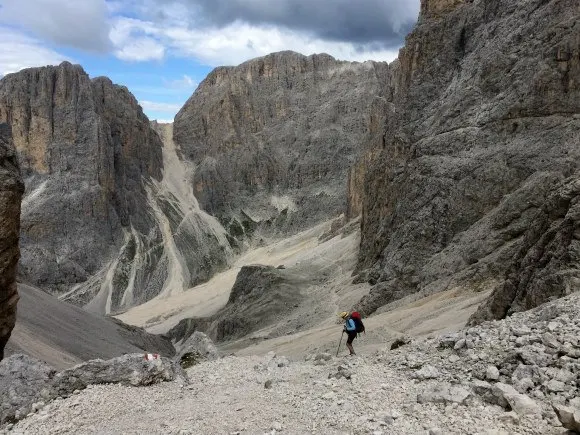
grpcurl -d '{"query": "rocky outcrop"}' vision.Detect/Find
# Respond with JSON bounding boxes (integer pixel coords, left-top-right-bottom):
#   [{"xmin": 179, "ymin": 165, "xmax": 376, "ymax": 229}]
[
  {"xmin": 0, "ymin": 353, "xmax": 186, "ymax": 427},
  {"xmin": 168, "ymin": 265, "xmax": 304, "ymax": 343},
  {"xmin": 0, "ymin": 124, "xmax": 24, "ymax": 361},
  {"xmin": 353, "ymin": 0, "xmax": 580, "ymax": 315},
  {"xmin": 174, "ymin": 331, "xmax": 220, "ymax": 368},
  {"xmin": 0, "ymin": 63, "xmax": 231, "ymax": 314},
  {"xmin": 174, "ymin": 51, "xmax": 389, "ymax": 241},
  {"xmin": 469, "ymin": 174, "xmax": 580, "ymax": 324},
  {"xmin": 554, "ymin": 403, "xmax": 580, "ymax": 432},
  {"xmin": 54, "ymin": 353, "xmax": 187, "ymax": 393}
]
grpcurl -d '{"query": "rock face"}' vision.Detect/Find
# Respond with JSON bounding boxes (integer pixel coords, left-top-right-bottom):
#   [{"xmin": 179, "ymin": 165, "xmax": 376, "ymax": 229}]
[
  {"xmin": 0, "ymin": 124, "xmax": 24, "ymax": 361},
  {"xmin": 353, "ymin": 0, "xmax": 580, "ymax": 315},
  {"xmin": 168, "ymin": 265, "xmax": 304, "ymax": 343},
  {"xmin": 469, "ymin": 174, "xmax": 580, "ymax": 324},
  {"xmin": 0, "ymin": 63, "xmax": 231, "ymax": 314},
  {"xmin": 174, "ymin": 51, "xmax": 389, "ymax": 241}
]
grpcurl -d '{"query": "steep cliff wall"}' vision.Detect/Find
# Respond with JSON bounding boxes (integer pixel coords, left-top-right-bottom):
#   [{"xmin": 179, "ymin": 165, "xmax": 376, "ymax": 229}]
[
  {"xmin": 174, "ymin": 51, "xmax": 390, "ymax": 240},
  {"xmin": 0, "ymin": 63, "xmax": 231, "ymax": 314},
  {"xmin": 0, "ymin": 124, "xmax": 24, "ymax": 361},
  {"xmin": 353, "ymin": 0, "xmax": 580, "ymax": 315}
]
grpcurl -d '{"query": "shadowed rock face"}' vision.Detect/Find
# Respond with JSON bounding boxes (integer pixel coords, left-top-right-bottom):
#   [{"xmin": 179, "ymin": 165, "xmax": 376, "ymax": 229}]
[
  {"xmin": 174, "ymin": 51, "xmax": 390, "ymax": 239},
  {"xmin": 469, "ymin": 174, "xmax": 580, "ymax": 325},
  {"xmin": 0, "ymin": 124, "xmax": 24, "ymax": 361},
  {"xmin": 0, "ymin": 63, "xmax": 231, "ymax": 314},
  {"xmin": 352, "ymin": 0, "xmax": 580, "ymax": 315},
  {"xmin": 168, "ymin": 265, "xmax": 305, "ymax": 343}
]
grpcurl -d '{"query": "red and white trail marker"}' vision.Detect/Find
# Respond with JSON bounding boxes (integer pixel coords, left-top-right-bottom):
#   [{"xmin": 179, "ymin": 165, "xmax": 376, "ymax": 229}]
[{"xmin": 144, "ymin": 353, "xmax": 160, "ymax": 361}]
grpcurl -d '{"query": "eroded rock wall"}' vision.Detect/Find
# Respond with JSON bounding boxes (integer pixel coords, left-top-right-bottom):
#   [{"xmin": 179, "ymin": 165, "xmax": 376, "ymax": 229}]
[{"xmin": 0, "ymin": 63, "xmax": 162, "ymax": 299}]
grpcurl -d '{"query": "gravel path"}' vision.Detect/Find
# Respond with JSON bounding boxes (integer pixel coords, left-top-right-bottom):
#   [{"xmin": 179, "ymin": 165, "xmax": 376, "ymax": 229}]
[{"xmin": 9, "ymin": 352, "xmax": 554, "ymax": 435}]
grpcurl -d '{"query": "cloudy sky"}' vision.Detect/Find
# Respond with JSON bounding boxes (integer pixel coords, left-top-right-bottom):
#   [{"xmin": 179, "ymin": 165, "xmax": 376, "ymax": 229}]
[{"xmin": 0, "ymin": 0, "xmax": 420, "ymax": 121}]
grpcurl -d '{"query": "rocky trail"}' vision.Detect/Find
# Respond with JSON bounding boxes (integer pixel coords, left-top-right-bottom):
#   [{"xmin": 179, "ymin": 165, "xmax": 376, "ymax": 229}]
[{"xmin": 6, "ymin": 292, "xmax": 580, "ymax": 435}]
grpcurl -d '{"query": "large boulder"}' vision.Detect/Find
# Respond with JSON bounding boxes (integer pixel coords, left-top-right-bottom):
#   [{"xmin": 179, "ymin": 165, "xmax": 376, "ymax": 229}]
[
  {"xmin": 490, "ymin": 383, "xmax": 541, "ymax": 416},
  {"xmin": 554, "ymin": 403, "xmax": 580, "ymax": 432},
  {"xmin": 0, "ymin": 124, "xmax": 24, "ymax": 361},
  {"xmin": 416, "ymin": 382, "xmax": 471, "ymax": 405},
  {"xmin": 0, "ymin": 354, "xmax": 56, "ymax": 425},
  {"xmin": 175, "ymin": 331, "xmax": 220, "ymax": 368},
  {"xmin": 53, "ymin": 354, "xmax": 188, "ymax": 394}
]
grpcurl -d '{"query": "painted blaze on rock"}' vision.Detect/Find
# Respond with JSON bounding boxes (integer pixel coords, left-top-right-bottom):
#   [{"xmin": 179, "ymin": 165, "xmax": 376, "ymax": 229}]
[{"xmin": 0, "ymin": 123, "xmax": 24, "ymax": 361}]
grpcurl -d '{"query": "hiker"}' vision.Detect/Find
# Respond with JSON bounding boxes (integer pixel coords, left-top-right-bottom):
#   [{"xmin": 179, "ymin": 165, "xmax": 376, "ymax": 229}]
[{"xmin": 340, "ymin": 311, "xmax": 358, "ymax": 356}]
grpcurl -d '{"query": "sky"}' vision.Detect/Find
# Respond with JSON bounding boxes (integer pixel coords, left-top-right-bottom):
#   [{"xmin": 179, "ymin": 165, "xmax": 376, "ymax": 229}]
[{"xmin": 0, "ymin": 0, "xmax": 420, "ymax": 122}]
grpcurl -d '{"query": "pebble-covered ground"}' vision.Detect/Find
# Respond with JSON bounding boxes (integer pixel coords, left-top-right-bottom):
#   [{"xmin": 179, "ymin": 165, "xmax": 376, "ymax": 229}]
[
  {"xmin": 8, "ymin": 293, "xmax": 580, "ymax": 435},
  {"xmin": 6, "ymin": 355, "xmax": 553, "ymax": 434}
]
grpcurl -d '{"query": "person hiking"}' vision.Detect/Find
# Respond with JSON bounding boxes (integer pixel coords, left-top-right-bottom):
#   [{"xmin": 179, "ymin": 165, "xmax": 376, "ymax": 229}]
[{"xmin": 339, "ymin": 311, "xmax": 358, "ymax": 356}]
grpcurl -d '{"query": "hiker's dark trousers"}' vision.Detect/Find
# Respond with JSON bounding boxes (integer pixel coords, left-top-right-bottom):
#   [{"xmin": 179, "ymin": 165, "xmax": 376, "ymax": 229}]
[{"xmin": 346, "ymin": 331, "xmax": 357, "ymax": 344}]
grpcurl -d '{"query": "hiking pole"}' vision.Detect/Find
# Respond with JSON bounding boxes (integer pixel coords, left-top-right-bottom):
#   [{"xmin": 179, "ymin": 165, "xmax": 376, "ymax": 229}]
[{"xmin": 336, "ymin": 330, "xmax": 344, "ymax": 357}]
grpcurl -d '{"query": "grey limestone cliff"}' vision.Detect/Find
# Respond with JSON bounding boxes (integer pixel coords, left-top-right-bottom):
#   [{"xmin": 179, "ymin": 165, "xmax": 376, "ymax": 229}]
[
  {"xmin": 352, "ymin": 0, "xmax": 580, "ymax": 316},
  {"xmin": 0, "ymin": 63, "xmax": 231, "ymax": 314},
  {"xmin": 174, "ymin": 51, "xmax": 389, "ymax": 242}
]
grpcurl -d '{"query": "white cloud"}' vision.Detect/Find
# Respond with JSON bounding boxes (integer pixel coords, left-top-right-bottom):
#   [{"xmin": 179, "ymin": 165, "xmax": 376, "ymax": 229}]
[
  {"xmin": 0, "ymin": 27, "xmax": 69, "ymax": 76},
  {"xmin": 0, "ymin": 0, "xmax": 111, "ymax": 52},
  {"xmin": 110, "ymin": 17, "xmax": 165, "ymax": 61},
  {"xmin": 110, "ymin": 16, "xmax": 399, "ymax": 67},
  {"xmin": 115, "ymin": 37, "xmax": 165, "ymax": 61},
  {"xmin": 167, "ymin": 74, "xmax": 197, "ymax": 89},
  {"xmin": 139, "ymin": 100, "xmax": 183, "ymax": 113},
  {"xmin": 166, "ymin": 23, "xmax": 401, "ymax": 65},
  {"xmin": 0, "ymin": 0, "xmax": 407, "ymax": 70}
]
